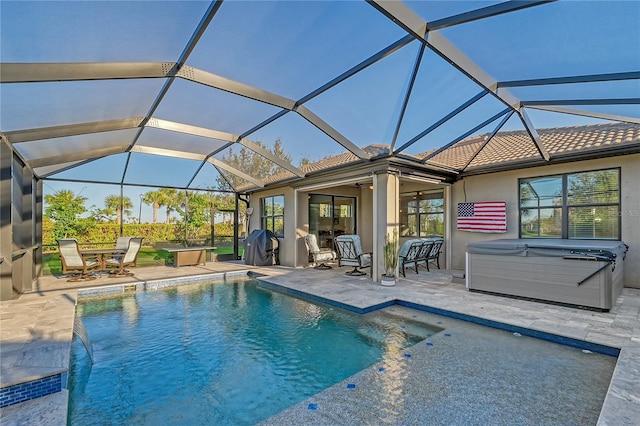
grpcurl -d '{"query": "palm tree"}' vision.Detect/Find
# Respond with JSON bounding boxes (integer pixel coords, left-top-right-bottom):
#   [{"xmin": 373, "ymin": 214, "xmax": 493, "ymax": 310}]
[
  {"xmin": 143, "ymin": 190, "xmax": 165, "ymax": 224},
  {"xmin": 104, "ymin": 195, "xmax": 134, "ymax": 225},
  {"xmin": 157, "ymin": 188, "xmax": 180, "ymax": 224}
]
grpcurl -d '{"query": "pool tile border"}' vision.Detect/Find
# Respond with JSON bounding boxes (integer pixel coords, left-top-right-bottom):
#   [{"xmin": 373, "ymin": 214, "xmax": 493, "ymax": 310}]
[
  {"xmin": 77, "ymin": 270, "xmax": 249, "ymax": 299},
  {"xmin": 257, "ymin": 279, "xmax": 621, "ymax": 357},
  {"xmin": 0, "ymin": 373, "xmax": 62, "ymax": 408}
]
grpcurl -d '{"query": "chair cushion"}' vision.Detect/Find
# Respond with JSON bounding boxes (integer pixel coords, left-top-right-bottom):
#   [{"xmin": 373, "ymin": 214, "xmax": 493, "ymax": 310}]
[
  {"xmin": 359, "ymin": 253, "xmax": 372, "ymax": 267},
  {"xmin": 399, "ymin": 239, "xmax": 422, "ymax": 258},
  {"xmin": 314, "ymin": 251, "xmax": 335, "ymax": 262},
  {"xmin": 305, "ymin": 234, "xmax": 321, "ymax": 253}
]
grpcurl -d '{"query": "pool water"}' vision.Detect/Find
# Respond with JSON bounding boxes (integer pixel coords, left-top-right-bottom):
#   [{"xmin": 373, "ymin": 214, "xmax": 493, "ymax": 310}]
[{"xmin": 68, "ymin": 278, "xmax": 439, "ymax": 425}]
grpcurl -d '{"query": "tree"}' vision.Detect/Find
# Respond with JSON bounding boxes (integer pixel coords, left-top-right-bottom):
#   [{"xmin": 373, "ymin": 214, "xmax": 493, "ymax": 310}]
[
  {"xmin": 104, "ymin": 195, "xmax": 133, "ymax": 225},
  {"xmin": 44, "ymin": 190, "xmax": 90, "ymax": 239},
  {"xmin": 215, "ymin": 138, "xmax": 292, "ymax": 191},
  {"xmin": 156, "ymin": 188, "xmax": 181, "ymax": 224},
  {"xmin": 143, "ymin": 190, "xmax": 165, "ymax": 223},
  {"xmin": 176, "ymin": 191, "xmax": 212, "ymax": 240}
]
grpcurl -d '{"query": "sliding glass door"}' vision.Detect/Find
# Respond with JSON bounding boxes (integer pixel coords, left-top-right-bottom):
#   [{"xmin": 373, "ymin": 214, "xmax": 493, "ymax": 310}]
[{"xmin": 309, "ymin": 195, "xmax": 356, "ymax": 249}]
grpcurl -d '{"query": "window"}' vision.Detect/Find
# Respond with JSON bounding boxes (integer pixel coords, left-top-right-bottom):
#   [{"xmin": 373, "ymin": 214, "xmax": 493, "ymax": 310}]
[
  {"xmin": 400, "ymin": 190, "xmax": 444, "ymax": 237},
  {"xmin": 261, "ymin": 195, "xmax": 284, "ymax": 236},
  {"xmin": 519, "ymin": 168, "xmax": 620, "ymax": 239}
]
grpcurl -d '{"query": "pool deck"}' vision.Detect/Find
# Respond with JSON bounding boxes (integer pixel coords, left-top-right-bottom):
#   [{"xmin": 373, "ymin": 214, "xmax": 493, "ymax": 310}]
[{"xmin": 1, "ymin": 261, "xmax": 639, "ymax": 425}]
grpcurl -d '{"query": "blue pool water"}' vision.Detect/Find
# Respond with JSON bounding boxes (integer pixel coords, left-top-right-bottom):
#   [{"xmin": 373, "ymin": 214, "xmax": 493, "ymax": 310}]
[{"xmin": 68, "ymin": 278, "xmax": 439, "ymax": 425}]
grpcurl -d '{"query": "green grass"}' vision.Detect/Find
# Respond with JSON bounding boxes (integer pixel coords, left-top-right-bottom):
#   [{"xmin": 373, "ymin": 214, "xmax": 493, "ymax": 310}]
[{"xmin": 42, "ymin": 247, "xmax": 243, "ymax": 276}]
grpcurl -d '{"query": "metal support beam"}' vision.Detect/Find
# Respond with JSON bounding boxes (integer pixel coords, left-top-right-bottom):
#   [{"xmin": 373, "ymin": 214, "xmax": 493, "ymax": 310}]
[
  {"xmin": 147, "ymin": 117, "xmax": 237, "ymax": 142},
  {"xmin": 390, "ymin": 43, "xmax": 426, "ymax": 152},
  {"xmin": 29, "ymin": 146, "xmax": 127, "ymax": 168},
  {"xmin": 461, "ymin": 111, "xmax": 515, "ymax": 171},
  {"xmin": 522, "ymin": 98, "xmax": 640, "ymax": 106},
  {"xmin": 6, "ymin": 118, "xmax": 144, "ymax": 143},
  {"xmin": 147, "ymin": 118, "xmax": 305, "ymax": 177},
  {"xmin": 518, "ymin": 108, "xmax": 550, "ymax": 161},
  {"xmin": 498, "ymin": 71, "xmax": 640, "ymax": 88},
  {"xmin": 395, "ymin": 91, "xmax": 488, "ymax": 154},
  {"xmin": 0, "ymin": 62, "xmax": 171, "ymax": 83},
  {"xmin": 181, "ymin": 66, "xmax": 296, "ymax": 110},
  {"xmin": 422, "ymin": 108, "xmax": 511, "ymax": 163},
  {"xmin": 427, "ymin": 1, "xmax": 556, "ymax": 31},
  {"xmin": 368, "ymin": 0, "xmax": 537, "ymax": 143},
  {"xmin": 524, "ymin": 105, "xmax": 640, "ymax": 125},
  {"xmin": 237, "ymin": 138, "xmax": 305, "ymax": 177},
  {"xmin": 295, "ymin": 105, "xmax": 371, "ymax": 160},
  {"xmin": 131, "ymin": 145, "xmax": 208, "ymax": 161},
  {"xmin": 207, "ymin": 158, "xmax": 265, "ymax": 189}
]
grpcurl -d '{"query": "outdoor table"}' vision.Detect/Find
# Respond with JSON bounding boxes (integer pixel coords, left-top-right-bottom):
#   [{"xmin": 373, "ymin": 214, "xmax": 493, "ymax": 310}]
[{"xmin": 80, "ymin": 248, "xmax": 126, "ymax": 272}]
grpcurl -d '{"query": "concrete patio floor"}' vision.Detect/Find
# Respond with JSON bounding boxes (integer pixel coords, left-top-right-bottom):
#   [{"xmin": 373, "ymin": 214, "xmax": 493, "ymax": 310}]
[{"xmin": 1, "ymin": 260, "xmax": 638, "ymax": 425}]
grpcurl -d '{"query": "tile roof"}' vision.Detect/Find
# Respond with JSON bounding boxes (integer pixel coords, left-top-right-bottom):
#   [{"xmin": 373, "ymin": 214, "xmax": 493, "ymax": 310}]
[
  {"xmin": 245, "ymin": 122, "xmax": 640, "ymax": 191},
  {"xmin": 427, "ymin": 122, "xmax": 640, "ymax": 170}
]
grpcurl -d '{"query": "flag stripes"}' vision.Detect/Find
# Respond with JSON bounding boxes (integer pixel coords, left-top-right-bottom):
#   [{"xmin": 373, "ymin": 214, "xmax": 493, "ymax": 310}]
[{"xmin": 457, "ymin": 201, "xmax": 506, "ymax": 233}]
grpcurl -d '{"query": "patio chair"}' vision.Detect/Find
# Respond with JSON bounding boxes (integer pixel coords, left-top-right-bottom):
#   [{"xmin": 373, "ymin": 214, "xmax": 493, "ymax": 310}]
[
  {"xmin": 105, "ymin": 237, "xmax": 143, "ymax": 277},
  {"xmin": 422, "ymin": 237, "xmax": 443, "ymax": 271},
  {"xmin": 334, "ymin": 234, "xmax": 372, "ymax": 276},
  {"xmin": 398, "ymin": 239, "xmax": 425, "ymax": 277},
  {"xmin": 304, "ymin": 234, "xmax": 336, "ymax": 269},
  {"xmin": 57, "ymin": 238, "xmax": 101, "ymax": 282},
  {"xmin": 115, "ymin": 236, "xmax": 136, "ymax": 266}
]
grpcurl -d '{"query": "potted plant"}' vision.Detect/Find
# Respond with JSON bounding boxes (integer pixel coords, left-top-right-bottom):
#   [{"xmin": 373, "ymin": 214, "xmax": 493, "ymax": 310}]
[{"xmin": 381, "ymin": 228, "xmax": 398, "ymax": 286}]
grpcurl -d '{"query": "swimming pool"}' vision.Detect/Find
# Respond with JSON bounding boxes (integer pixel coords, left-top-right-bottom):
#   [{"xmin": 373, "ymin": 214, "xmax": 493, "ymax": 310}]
[{"xmin": 68, "ymin": 277, "xmax": 439, "ymax": 425}]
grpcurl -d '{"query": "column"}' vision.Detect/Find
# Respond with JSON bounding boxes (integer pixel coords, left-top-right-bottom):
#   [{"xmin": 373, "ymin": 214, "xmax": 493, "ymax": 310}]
[{"xmin": 372, "ymin": 172, "xmax": 400, "ymax": 282}]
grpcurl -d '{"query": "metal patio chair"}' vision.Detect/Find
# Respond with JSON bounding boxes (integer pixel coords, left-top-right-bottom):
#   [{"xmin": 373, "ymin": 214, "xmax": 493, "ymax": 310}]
[
  {"xmin": 422, "ymin": 237, "xmax": 443, "ymax": 271},
  {"xmin": 304, "ymin": 234, "xmax": 336, "ymax": 269},
  {"xmin": 105, "ymin": 237, "xmax": 143, "ymax": 277},
  {"xmin": 334, "ymin": 234, "xmax": 372, "ymax": 276},
  {"xmin": 57, "ymin": 238, "xmax": 101, "ymax": 282},
  {"xmin": 398, "ymin": 239, "xmax": 426, "ymax": 277}
]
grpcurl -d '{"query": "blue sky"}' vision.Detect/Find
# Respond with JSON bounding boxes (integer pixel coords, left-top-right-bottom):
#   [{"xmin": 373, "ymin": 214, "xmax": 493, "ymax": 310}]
[{"xmin": 2, "ymin": 1, "xmax": 638, "ymax": 220}]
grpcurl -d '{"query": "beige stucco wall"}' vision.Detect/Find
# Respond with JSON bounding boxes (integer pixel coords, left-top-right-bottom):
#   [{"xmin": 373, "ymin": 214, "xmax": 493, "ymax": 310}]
[
  {"xmin": 449, "ymin": 154, "xmax": 640, "ymax": 288},
  {"xmin": 249, "ymin": 184, "xmax": 371, "ymax": 268},
  {"xmin": 247, "ymin": 187, "xmax": 295, "ymax": 266}
]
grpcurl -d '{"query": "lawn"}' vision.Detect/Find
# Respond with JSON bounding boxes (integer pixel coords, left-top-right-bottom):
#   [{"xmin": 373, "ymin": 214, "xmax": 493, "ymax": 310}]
[{"xmin": 42, "ymin": 247, "xmax": 242, "ymax": 276}]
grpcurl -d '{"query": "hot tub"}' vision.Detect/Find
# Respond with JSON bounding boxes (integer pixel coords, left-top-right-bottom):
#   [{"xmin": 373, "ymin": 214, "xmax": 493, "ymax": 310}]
[{"xmin": 466, "ymin": 239, "xmax": 628, "ymax": 311}]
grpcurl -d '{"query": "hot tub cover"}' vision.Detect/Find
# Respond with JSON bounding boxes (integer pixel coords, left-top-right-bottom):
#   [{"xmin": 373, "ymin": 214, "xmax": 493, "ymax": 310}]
[{"xmin": 467, "ymin": 239, "xmax": 628, "ymax": 264}]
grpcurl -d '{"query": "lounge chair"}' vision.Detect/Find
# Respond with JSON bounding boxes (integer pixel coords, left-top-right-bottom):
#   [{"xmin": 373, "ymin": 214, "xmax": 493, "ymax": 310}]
[
  {"xmin": 304, "ymin": 234, "xmax": 336, "ymax": 269},
  {"xmin": 334, "ymin": 234, "xmax": 372, "ymax": 276},
  {"xmin": 57, "ymin": 238, "xmax": 101, "ymax": 282},
  {"xmin": 105, "ymin": 237, "xmax": 143, "ymax": 277}
]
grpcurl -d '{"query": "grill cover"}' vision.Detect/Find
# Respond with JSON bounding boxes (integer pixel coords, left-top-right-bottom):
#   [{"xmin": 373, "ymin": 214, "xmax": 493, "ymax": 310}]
[{"xmin": 244, "ymin": 230, "xmax": 279, "ymax": 266}]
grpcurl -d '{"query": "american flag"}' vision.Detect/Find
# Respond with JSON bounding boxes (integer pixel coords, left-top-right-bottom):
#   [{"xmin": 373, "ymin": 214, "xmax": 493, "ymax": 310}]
[{"xmin": 457, "ymin": 201, "xmax": 506, "ymax": 233}]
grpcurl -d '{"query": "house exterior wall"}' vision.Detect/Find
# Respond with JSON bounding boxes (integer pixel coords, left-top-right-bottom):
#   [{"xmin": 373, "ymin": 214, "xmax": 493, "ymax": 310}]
[
  {"xmin": 449, "ymin": 154, "xmax": 640, "ymax": 288},
  {"xmin": 248, "ymin": 184, "xmax": 373, "ymax": 268},
  {"xmin": 247, "ymin": 187, "xmax": 295, "ymax": 266}
]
